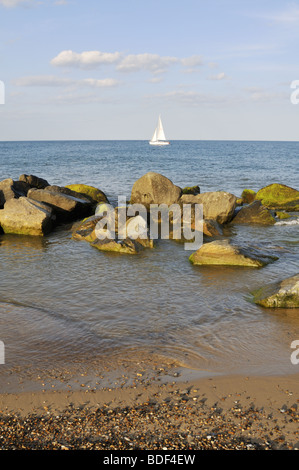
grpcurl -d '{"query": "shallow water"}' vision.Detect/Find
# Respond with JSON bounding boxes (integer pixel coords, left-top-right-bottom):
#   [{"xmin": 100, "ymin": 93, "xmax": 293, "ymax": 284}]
[{"xmin": 0, "ymin": 140, "xmax": 298, "ymax": 391}]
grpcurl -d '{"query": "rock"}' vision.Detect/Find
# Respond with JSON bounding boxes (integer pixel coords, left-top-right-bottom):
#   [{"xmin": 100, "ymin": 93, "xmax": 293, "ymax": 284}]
[
  {"xmin": 0, "ymin": 178, "xmax": 30, "ymax": 208},
  {"xmin": 189, "ymin": 240, "xmax": 278, "ymax": 267},
  {"xmin": 201, "ymin": 219, "xmax": 223, "ymax": 237},
  {"xmin": 232, "ymin": 200, "xmax": 276, "ymax": 225},
  {"xmin": 130, "ymin": 172, "xmax": 182, "ymax": 208},
  {"xmin": 73, "ymin": 212, "xmax": 154, "ymax": 251},
  {"xmin": 27, "ymin": 187, "xmax": 93, "ymax": 222},
  {"xmin": 182, "ymin": 185, "xmax": 200, "ymax": 195},
  {"xmin": 72, "ymin": 215, "xmax": 102, "ymax": 243},
  {"xmin": 65, "ymin": 184, "xmax": 108, "ymax": 205},
  {"xmin": 241, "ymin": 189, "xmax": 256, "ymax": 204},
  {"xmin": 275, "ymin": 211, "xmax": 291, "ymax": 220},
  {"xmin": 180, "ymin": 191, "xmax": 237, "ymax": 224},
  {"xmin": 19, "ymin": 174, "xmax": 49, "ymax": 189},
  {"xmin": 0, "ymin": 197, "xmax": 54, "ymax": 236},
  {"xmin": 255, "ymin": 183, "xmax": 299, "ymax": 211},
  {"xmin": 91, "ymin": 237, "xmax": 144, "ymax": 255},
  {"xmin": 253, "ymin": 274, "xmax": 299, "ymax": 308}
]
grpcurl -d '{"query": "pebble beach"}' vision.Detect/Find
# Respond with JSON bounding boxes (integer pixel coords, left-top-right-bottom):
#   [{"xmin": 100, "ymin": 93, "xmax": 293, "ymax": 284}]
[{"xmin": 0, "ymin": 362, "xmax": 298, "ymax": 451}]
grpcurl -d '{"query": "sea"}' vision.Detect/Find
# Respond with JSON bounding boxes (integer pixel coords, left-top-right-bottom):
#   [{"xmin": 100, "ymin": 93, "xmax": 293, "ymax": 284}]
[{"xmin": 0, "ymin": 140, "xmax": 298, "ymax": 393}]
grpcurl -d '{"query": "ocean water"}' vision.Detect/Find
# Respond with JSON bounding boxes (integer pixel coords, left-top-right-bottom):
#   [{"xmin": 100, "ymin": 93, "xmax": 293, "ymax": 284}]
[{"xmin": 0, "ymin": 140, "xmax": 298, "ymax": 391}]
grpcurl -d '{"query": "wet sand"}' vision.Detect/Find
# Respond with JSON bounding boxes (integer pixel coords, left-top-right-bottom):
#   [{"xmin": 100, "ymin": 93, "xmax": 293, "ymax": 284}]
[{"xmin": 0, "ymin": 363, "xmax": 298, "ymax": 450}]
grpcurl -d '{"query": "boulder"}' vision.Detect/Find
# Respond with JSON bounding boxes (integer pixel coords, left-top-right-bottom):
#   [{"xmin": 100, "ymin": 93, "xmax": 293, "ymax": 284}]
[
  {"xmin": 27, "ymin": 187, "xmax": 93, "ymax": 221},
  {"xmin": 241, "ymin": 189, "xmax": 256, "ymax": 204},
  {"xmin": 0, "ymin": 178, "xmax": 30, "ymax": 208},
  {"xmin": 130, "ymin": 172, "xmax": 182, "ymax": 208},
  {"xmin": 0, "ymin": 197, "xmax": 54, "ymax": 236},
  {"xmin": 180, "ymin": 191, "xmax": 237, "ymax": 224},
  {"xmin": 65, "ymin": 184, "xmax": 108, "ymax": 205},
  {"xmin": 232, "ymin": 200, "xmax": 276, "ymax": 225},
  {"xmin": 255, "ymin": 183, "xmax": 299, "ymax": 211},
  {"xmin": 189, "ymin": 240, "xmax": 278, "ymax": 267},
  {"xmin": 253, "ymin": 274, "xmax": 299, "ymax": 308},
  {"xmin": 19, "ymin": 174, "xmax": 49, "ymax": 189}
]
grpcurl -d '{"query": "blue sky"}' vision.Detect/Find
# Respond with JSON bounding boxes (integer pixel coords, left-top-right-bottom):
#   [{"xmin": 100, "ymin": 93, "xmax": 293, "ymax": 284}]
[{"xmin": 0, "ymin": 0, "xmax": 299, "ymax": 140}]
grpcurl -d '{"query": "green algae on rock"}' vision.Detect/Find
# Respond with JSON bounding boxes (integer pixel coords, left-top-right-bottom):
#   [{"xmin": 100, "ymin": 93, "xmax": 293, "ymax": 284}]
[
  {"xmin": 91, "ymin": 237, "xmax": 144, "ymax": 255},
  {"xmin": 65, "ymin": 184, "xmax": 108, "ymax": 205},
  {"xmin": 255, "ymin": 184, "xmax": 299, "ymax": 211},
  {"xmin": 241, "ymin": 189, "xmax": 256, "ymax": 204},
  {"xmin": 189, "ymin": 240, "xmax": 278, "ymax": 267},
  {"xmin": 253, "ymin": 274, "xmax": 299, "ymax": 308},
  {"xmin": 182, "ymin": 185, "xmax": 200, "ymax": 195},
  {"xmin": 275, "ymin": 211, "xmax": 291, "ymax": 220}
]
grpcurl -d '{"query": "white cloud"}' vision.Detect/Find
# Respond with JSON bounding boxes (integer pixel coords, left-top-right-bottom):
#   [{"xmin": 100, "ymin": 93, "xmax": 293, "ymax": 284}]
[
  {"xmin": 50, "ymin": 50, "xmax": 205, "ymax": 76},
  {"xmin": 116, "ymin": 53, "xmax": 178, "ymax": 74},
  {"xmin": 51, "ymin": 50, "xmax": 121, "ymax": 69},
  {"xmin": 0, "ymin": 0, "xmax": 30, "ymax": 6},
  {"xmin": 208, "ymin": 72, "xmax": 228, "ymax": 81},
  {"xmin": 13, "ymin": 75, "xmax": 120, "ymax": 88}
]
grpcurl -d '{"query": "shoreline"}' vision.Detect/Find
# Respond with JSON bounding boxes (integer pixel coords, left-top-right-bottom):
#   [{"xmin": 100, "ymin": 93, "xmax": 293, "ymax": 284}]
[{"xmin": 0, "ymin": 368, "xmax": 298, "ymax": 450}]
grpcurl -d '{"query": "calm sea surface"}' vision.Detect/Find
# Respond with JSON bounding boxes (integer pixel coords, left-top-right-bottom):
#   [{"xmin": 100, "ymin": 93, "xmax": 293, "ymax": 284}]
[{"xmin": 0, "ymin": 140, "xmax": 298, "ymax": 391}]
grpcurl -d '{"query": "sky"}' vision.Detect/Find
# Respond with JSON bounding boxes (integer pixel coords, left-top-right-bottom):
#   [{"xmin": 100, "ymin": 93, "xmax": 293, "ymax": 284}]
[{"xmin": 0, "ymin": 0, "xmax": 299, "ymax": 140}]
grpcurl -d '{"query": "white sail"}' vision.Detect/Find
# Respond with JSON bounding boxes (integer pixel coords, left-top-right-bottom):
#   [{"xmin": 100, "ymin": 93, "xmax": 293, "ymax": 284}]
[
  {"xmin": 149, "ymin": 115, "xmax": 170, "ymax": 145},
  {"xmin": 151, "ymin": 128, "xmax": 157, "ymax": 142},
  {"xmin": 156, "ymin": 116, "xmax": 166, "ymax": 141}
]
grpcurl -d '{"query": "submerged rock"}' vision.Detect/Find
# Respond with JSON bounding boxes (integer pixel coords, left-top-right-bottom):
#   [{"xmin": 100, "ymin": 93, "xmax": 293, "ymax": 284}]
[
  {"xmin": 91, "ymin": 237, "xmax": 145, "ymax": 255},
  {"xmin": 130, "ymin": 172, "xmax": 182, "ymax": 208},
  {"xmin": 189, "ymin": 240, "xmax": 278, "ymax": 267},
  {"xmin": 232, "ymin": 200, "xmax": 276, "ymax": 225},
  {"xmin": 180, "ymin": 191, "xmax": 237, "ymax": 225},
  {"xmin": 0, "ymin": 197, "xmax": 54, "ymax": 236},
  {"xmin": 255, "ymin": 183, "xmax": 299, "ymax": 211},
  {"xmin": 253, "ymin": 274, "xmax": 299, "ymax": 308},
  {"xmin": 72, "ymin": 215, "xmax": 102, "ymax": 243},
  {"xmin": 275, "ymin": 211, "xmax": 291, "ymax": 220}
]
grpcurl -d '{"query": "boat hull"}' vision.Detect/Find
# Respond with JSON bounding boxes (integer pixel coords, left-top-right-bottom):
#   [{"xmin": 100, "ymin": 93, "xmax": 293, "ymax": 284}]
[{"xmin": 149, "ymin": 140, "xmax": 170, "ymax": 146}]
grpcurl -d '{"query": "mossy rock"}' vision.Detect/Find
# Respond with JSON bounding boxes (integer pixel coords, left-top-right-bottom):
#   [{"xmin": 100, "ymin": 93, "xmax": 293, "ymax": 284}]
[
  {"xmin": 91, "ymin": 237, "xmax": 143, "ymax": 255},
  {"xmin": 189, "ymin": 240, "xmax": 278, "ymax": 267},
  {"xmin": 241, "ymin": 189, "xmax": 256, "ymax": 204},
  {"xmin": 275, "ymin": 211, "xmax": 291, "ymax": 220},
  {"xmin": 255, "ymin": 184, "xmax": 299, "ymax": 211},
  {"xmin": 253, "ymin": 274, "xmax": 299, "ymax": 308},
  {"xmin": 182, "ymin": 185, "xmax": 200, "ymax": 196},
  {"xmin": 65, "ymin": 184, "xmax": 108, "ymax": 205}
]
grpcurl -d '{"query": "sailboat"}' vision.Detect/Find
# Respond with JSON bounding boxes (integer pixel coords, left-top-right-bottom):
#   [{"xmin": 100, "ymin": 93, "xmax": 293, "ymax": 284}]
[{"xmin": 149, "ymin": 115, "xmax": 170, "ymax": 146}]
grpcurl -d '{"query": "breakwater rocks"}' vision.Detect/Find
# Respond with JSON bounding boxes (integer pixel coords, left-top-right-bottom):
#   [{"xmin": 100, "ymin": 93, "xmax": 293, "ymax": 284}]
[{"xmin": 0, "ymin": 171, "xmax": 298, "ymax": 308}]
